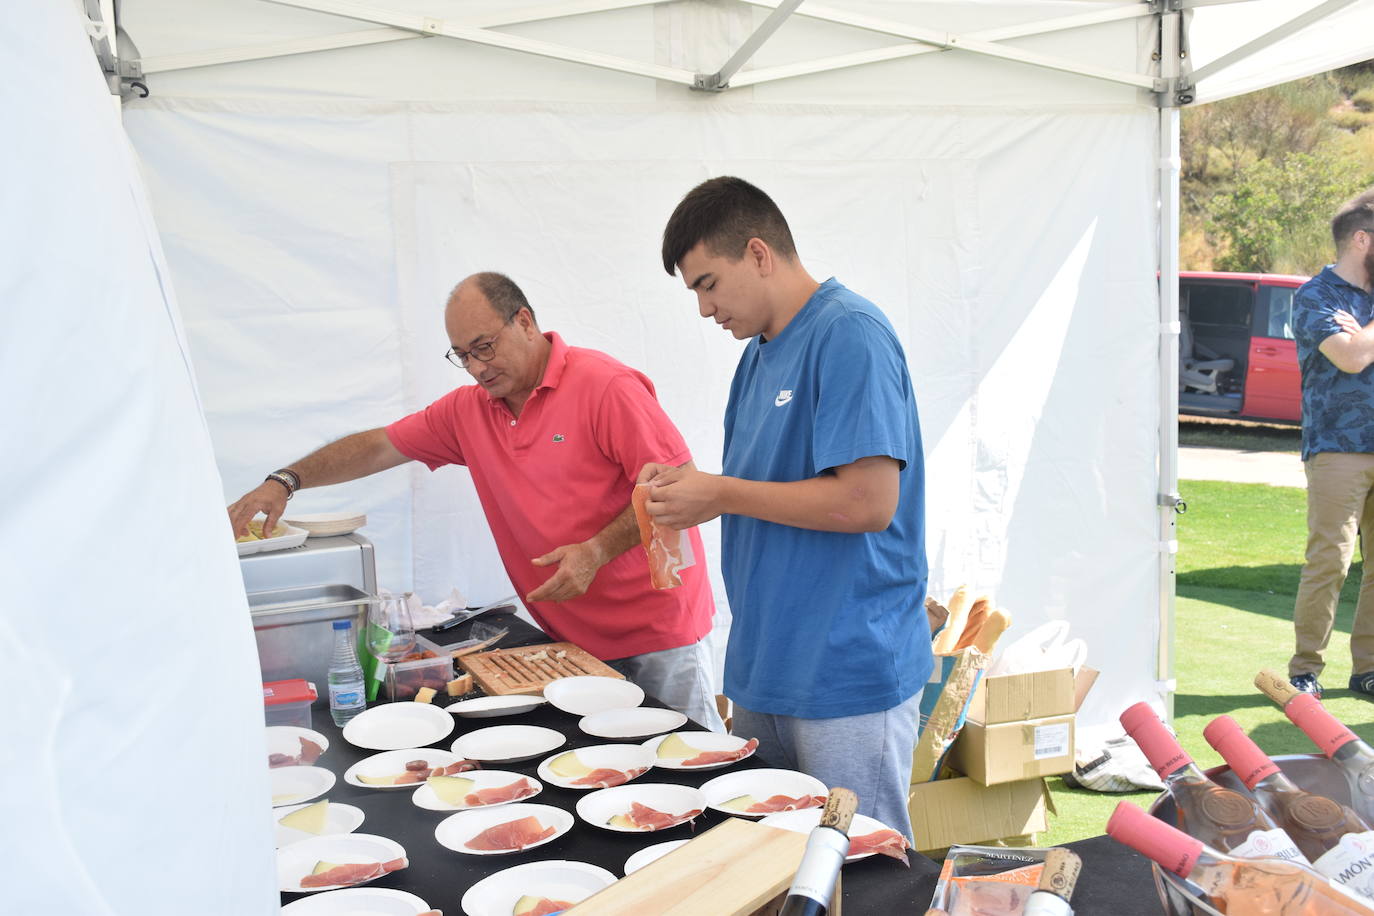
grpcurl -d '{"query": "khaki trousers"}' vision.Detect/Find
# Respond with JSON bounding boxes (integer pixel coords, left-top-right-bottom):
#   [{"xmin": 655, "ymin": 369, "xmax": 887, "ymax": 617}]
[{"xmin": 1291, "ymin": 451, "xmax": 1374, "ymax": 677}]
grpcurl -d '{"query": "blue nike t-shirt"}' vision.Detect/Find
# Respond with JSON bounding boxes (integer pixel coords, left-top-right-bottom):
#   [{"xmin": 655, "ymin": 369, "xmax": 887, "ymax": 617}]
[{"xmin": 721, "ymin": 278, "xmax": 932, "ymax": 719}]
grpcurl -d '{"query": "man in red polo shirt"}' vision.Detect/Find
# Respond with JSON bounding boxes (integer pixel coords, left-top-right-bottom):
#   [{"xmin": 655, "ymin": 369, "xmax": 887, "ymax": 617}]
[{"xmin": 228, "ymin": 272, "xmax": 721, "ymax": 728}]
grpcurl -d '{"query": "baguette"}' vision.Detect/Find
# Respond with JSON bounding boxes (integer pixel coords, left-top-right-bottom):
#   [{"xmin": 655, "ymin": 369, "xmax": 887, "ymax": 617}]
[
  {"xmin": 931, "ymin": 585, "xmax": 973, "ymax": 655},
  {"xmin": 972, "ymin": 609, "xmax": 1012, "ymax": 655},
  {"xmin": 924, "ymin": 596, "xmax": 949, "ymax": 636},
  {"xmin": 953, "ymin": 596, "xmax": 991, "ymax": 652}
]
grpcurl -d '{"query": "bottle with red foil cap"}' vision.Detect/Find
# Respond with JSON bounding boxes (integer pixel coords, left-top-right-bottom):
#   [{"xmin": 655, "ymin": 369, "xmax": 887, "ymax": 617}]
[
  {"xmin": 1107, "ymin": 801, "xmax": 1374, "ymax": 914},
  {"xmin": 1205, "ymin": 714, "xmax": 1374, "ymax": 902},
  {"xmin": 1257, "ymin": 668, "xmax": 1374, "ymax": 825},
  {"xmin": 1120, "ymin": 702, "xmax": 1303, "ymax": 862}
]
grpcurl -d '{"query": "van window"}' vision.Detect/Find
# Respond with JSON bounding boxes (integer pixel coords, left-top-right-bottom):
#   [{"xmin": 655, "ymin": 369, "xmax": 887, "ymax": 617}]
[
  {"xmin": 1259, "ymin": 285, "xmax": 1295, "ymax": 340},
  {"xmin": 1185, "ymin": 284, "xmax": 1251, "ymax": 327}
]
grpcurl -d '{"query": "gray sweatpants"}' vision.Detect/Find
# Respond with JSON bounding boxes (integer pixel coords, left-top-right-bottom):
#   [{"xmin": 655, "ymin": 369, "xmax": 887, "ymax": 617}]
[
  {"xmin": 606, "ymin": 637, "xmax": 726, "ymax": 733},
  {"xmin": 733, "ymin": 689, "xmax": 922, "ymax": 842}
]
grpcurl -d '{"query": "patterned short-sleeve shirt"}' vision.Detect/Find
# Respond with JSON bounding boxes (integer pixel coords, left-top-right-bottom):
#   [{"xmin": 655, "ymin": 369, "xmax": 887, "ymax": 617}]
[{"xmin": 1293, "ymin": 265, "xmax": 1374, "ymax": 459}]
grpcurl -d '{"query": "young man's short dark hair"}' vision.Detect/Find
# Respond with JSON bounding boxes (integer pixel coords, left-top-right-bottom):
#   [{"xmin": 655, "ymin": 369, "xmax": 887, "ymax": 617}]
[
  {"xmin": 1332, "ymin": 189, "xmax": 1374, "ymax": 249},
  {"xmin": 661, "ymin": 176, "xmax": 798, "ymax": 275},
  {"xmin": 466, "ymin": 271, "xmax": 536, "ymax": 323}
]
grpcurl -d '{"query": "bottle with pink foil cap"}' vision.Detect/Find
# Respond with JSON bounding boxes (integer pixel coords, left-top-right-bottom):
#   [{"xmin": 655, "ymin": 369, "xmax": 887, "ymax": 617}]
[
  {"xmin": 1120, "ymin": 702, "xmax": 1303, "ymax": 862},
  {"xmin": 1257, "ymin": 668, "xmax": 1374, "ymax": 825},
  {"xmin": 1107, "ymin": 801, "xmax": 1374, "ymax": 915}
]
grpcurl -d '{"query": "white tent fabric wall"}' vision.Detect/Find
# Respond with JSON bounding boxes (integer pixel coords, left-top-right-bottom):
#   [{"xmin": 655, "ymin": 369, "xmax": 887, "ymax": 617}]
[{"xmin": 2, "ymin": 2, "xmax": 277, "ymax": 913}]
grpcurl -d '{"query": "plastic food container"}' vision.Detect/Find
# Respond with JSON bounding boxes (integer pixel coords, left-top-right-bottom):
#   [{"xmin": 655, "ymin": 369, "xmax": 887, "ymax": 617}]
[
  {"xmin": 264, "ymin": 678, "xmax": 318, "ymax": 728},
  {"xmin": 382, "ymin": 634, "xmax": 453, "ymax": 701}
]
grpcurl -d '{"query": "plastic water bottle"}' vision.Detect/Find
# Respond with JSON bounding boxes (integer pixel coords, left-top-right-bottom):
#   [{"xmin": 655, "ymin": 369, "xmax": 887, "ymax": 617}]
[{"xmin": 327, "ymin": 619, "xmax": 366, "ymax": 726}]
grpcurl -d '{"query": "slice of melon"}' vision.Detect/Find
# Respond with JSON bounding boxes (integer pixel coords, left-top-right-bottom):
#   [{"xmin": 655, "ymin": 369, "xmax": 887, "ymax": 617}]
[
  {"xmin": 655, "ymin": 733, "xmax": 699, "ymax": 760},
  {"xmin": 427, "ymin": 774, "xmax": 477, "ymax": 806},
  {"xmin": 547, "ymin": 751, "xmax": 592, "ymax": 779},
  {"xmin": 278, "ymin": 800, "xmax": 330, "ymax": 834},
  {"xmin": 310, "ymin": 860, "xmax": 343, "ymax": 876},
  {"xmin": 719, "ymin": 794, "xmax": 758, "ymax": 813},
  {"xmin": 607, "ymin": 813, "xmax": 642, "ymax": 830},
  {"xmin": 357, "ymin": 772, "xmax": 401, "ymax": 786},
  {"xmin": 512, "ymin": 895, "xmax": 542, "ymax": 916}
]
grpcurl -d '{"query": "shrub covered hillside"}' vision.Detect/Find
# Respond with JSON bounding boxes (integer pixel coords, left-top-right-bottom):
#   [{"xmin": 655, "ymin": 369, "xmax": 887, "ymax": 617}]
[{"xmin": 1183, "ymin": 62, "xmax": 1374, "ymax": 275}]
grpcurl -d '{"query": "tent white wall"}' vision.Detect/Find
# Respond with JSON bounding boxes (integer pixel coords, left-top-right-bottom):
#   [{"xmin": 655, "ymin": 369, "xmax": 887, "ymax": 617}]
[
  {"xmin": 2, "ymin": 2, "xmax": 278, "ymax": 912},
  {"xmin": 89, "ymin": 0, "xmax": 1374, "ymax": 736}
]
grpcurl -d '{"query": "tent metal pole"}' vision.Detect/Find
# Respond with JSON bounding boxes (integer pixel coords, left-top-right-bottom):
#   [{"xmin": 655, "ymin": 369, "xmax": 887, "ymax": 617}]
[
  {"xmin": 1188, "ymin": 0, "xmax": 1360, "ymax": 86},
  {"xmin": 1157, "ymin": 7, "xmax": 1184, "ymax": 720},
  {"xmin": 696, "ymin": 0, "xmax": 805, "ymax": 90}
]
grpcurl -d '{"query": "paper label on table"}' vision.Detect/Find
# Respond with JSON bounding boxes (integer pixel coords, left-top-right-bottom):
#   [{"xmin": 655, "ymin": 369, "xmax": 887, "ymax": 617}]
[
  {"xmin": 1033, "ymin": 723, "xmax": 1070, "ymax": 760},
  {"xmin": 1229, "ymin": 827, "xmax": 1303, "ymax": 862},
  {"xmin": 1313, "ymin": 830, "xmax": 1374, "ymax": 901}
]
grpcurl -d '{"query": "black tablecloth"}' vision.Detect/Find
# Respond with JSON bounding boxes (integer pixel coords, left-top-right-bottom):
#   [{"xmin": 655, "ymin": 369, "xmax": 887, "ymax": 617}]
[{"xmin": 279, "ymin": 612, "xmax": 1158, "ymax": 914}]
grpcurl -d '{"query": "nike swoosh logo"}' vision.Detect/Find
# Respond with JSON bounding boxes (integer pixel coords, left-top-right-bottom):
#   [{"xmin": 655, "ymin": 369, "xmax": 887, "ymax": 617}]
[{"xmin": 774, "ymin": 390, "xmax": 793, "ymax": 407}]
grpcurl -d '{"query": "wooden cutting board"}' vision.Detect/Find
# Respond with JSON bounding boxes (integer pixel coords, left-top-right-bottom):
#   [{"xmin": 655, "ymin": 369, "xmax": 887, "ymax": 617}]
[
  {"xmin": 565, "ymin": 818, "xmax": 841, "ymax": 915},
  {"xmin": 457, "ymin": 641, "xmax": 624, "ymax": 696}
]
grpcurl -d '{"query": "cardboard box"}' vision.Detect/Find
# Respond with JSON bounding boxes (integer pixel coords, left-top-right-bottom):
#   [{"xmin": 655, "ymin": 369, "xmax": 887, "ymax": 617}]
[
  {"xmin": 949, "ymin": 714, "xmax": 1076, "ymax": 785},
  {"xmin": 966, "ymin": 667, "xmax": 1076, "ymax": 725},
  {"xmin": 908, "ymin": 775, "xmax": 1049, "ymax": 854}
]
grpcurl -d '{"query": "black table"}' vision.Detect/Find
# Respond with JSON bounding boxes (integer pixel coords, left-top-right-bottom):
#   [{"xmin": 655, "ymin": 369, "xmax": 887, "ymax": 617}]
[{"xmin": 279, "ymin": 612, "xmax": 1158, "ymax": 914}]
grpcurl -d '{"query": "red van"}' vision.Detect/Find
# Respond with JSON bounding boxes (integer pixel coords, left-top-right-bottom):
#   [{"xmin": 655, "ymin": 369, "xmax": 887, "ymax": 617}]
[{"xmin": 1179, "ymin": 271, "xmax": 1307, "ymax": 424}]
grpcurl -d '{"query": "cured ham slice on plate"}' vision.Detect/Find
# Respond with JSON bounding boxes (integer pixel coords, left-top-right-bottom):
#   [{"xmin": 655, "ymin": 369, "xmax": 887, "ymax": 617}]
[
  {"xmin": 570, "ymin": 766, "xmax": 648, "ymax": 788},
  {"xmin": 622, "ymin": 801, "xmax": 702, "ymax": 831},
  {"xmin": 746, "ymin": 794, "xmax": 828, "ymax": 814},
  {"xmin": 849, "ymin": 829, "xmax": 911, "ymax": 866},
  {"xmin": 298, "ymin": 856, "xmax": 408, "ymax": 888},
  {"xmin": 463, "ymin": 777, "xmax": 538, "ymax": 807},
  {"xmin": 515, "ymin": 898, "xmax": 574, "ymax": 916},
  {"xmin": 269, "ymin": 737, "xmax": 326, "ymax": 769},
  {"xmin": 632, "ymin": 484, "xmax": 696, "ymax": 589},
  {"xmin": 464, "ymin": 816, "xmax": 557, "ymax": 852},
  {"xmin": 681, "ymin": 737, "xmax": 759, "ymax": 768}
]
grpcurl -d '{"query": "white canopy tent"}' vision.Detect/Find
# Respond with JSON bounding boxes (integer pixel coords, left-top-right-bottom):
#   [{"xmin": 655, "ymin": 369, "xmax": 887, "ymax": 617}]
[{"xmin": 82, "ymin": 0, "xmax": 1374, "ymax": 734}]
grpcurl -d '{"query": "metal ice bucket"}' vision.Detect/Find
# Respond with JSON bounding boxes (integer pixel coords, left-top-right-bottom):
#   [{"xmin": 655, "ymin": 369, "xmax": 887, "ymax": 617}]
[{"xmin": 1145, "ymin": 754, "xmax": 1352, "ymax": 915}]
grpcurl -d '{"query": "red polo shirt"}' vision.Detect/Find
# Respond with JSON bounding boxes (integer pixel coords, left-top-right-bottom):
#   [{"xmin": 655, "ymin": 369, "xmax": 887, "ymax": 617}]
[{"xmin": 385, "ymin": 332, "xmax": 713, "ymax": 659}]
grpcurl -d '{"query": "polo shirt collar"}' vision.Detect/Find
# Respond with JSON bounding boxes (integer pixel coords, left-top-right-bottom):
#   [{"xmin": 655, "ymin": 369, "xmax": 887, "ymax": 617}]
[
  {"xmin": 1318, "ymin": 264, "xmax": 1367, "ymax": 294},
  {"xmin": 536, "ymin": 331, "xmax": 569, "ymax": 391}
]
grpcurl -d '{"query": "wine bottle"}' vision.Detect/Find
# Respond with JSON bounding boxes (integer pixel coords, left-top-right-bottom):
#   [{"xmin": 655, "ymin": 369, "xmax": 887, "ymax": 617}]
[
  {"xmin": 1121, "ymin": 702, "xmax": 1303, "ymax": 861},
  {"xmin": 1206, "ymin": 714, "xmax": 1374, "ymax": 901},
  {"xmin": 1023, "ymin": 847, "xmax": 1083, "ymax": 916},
  {"xmin": 1107, "ymin": 801, "xmax": 1374, "ymax": 914},
  {"xmin": 777, "ymin": 787, "xmax": 857, "ymax": 916},
  {"xmin": 1258, "ymin": 669, "xmax": 1374, "ymax": 825}
]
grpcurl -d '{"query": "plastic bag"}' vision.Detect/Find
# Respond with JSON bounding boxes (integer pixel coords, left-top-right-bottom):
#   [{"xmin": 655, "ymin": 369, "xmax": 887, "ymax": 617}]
[
  {"xmin": 987, "ymin": 620, "xmax": 1086, "ymax": 678},
  {"xmin": 927, "ymin": 845, "xmax": 1050, "ymax": 916}
]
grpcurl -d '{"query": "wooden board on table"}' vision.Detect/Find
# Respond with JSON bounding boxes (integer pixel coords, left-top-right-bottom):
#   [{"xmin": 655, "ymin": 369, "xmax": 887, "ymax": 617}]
[
  {"xmin": 457, "ymin": 641, "xmax": 623, "ymax": 696},
  {"xmin": 566, "ymin": 817, "xmax": 840, "ymax": 916}
]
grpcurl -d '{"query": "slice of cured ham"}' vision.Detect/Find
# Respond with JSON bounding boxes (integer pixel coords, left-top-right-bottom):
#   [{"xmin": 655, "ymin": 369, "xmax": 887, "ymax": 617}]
[
  {"xmin": 626, "ymin": 801, "xmax": 702, "ymax": 831},
  {"xmin": 745, "ymin": 793, "xmax": 827, "ymax": 814},
  {"xmin": 299, "ymin": 856, "xmax": 407, "ymax": 888},
  {"xmin": 569, "ymin": 766, "xmax": 648, "ymax": 788},
  {"xmin": 516, "ymin": 899, "xmax": 574, "ymax": 916},
  {"xmin": 463, "ymin": 777, "xmax": 537, "ymax": 807},
  {"xmin": 268, "ymin": 737, "xmax": 326, "ymax": 769},
  {"xmin": 681, "ymin": 737, "xmax": 759, "ymax": 768},
  {"xmin": 632, "ymin": 484, "xmax": 694, "ymax": 589},
  {"xmin": 463, "ymin": 816, "xmax": 556, "ymax": 851},
  {"xmin": 848, "ymin": 829, "xmax": 910, "ymax": 866}
]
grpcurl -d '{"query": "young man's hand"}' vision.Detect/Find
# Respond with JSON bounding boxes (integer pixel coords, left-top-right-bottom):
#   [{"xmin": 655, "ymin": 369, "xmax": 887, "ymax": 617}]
[{"xmin": 643, "ymin": 466, "xmax": 726, "ymax": 530}]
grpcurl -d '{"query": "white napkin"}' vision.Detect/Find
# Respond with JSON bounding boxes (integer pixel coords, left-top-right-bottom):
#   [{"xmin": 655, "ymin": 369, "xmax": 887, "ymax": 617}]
[{"xmin": 377, "ymin": 586, "xmax": 469, "ymax": 629}]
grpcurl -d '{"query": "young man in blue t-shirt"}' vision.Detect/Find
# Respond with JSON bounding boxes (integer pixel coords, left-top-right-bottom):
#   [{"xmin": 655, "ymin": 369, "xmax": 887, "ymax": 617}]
[{"xmin": 641, "ymin": 176, "xmax": 931, "ymax": 840}]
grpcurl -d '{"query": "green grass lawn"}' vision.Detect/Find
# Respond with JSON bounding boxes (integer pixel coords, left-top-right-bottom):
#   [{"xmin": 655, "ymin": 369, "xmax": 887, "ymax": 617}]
[
  {"xmin": 1039, "ymin": 478, "xmax": 1372, "ymax": 846},
  {"xmin": 1179, "ymin": 419, "xmax": 1301, "ymax": 454}
]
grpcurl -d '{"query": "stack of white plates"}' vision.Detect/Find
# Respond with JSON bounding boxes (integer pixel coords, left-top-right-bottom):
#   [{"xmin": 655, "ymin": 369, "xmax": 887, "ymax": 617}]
[{"xmin": 282, "ymin": 512, "xmax": 367, "ymax": 537}]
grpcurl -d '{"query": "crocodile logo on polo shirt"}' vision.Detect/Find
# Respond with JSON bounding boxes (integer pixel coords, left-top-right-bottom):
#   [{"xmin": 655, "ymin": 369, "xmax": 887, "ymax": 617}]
[
  {"xmin": 774, "ymin": 389, "xmax": 793, "ymax": 407},
  {"xmin": 552, "ymin": 434, "xmax": 565, "ymax": 443}
]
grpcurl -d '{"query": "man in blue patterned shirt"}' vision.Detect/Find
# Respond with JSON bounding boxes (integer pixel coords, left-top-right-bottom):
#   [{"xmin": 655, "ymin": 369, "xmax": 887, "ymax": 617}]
[{"xmin": 1288, "ymin": 189, "xmax": 1374, "ymax": 698}]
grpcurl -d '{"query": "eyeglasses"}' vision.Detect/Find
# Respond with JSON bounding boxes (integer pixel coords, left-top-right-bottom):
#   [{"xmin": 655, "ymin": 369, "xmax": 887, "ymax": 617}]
[{"xmin": 444, "ymin": 319, "xmax": 512, "ymax": 368}]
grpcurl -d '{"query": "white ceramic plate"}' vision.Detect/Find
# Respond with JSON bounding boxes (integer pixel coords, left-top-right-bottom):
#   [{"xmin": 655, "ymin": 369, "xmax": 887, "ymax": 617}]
[
  {"xmin": 280, "ymin": 887, "xmax": 433, "ymax": 915},
  {"xmin": 578, "ymin": 707, "xmax": 687, "ymax": 740},
  {"xmin": 282, "ymin": 512, "xmax": 368, "ymax": 538},
  {"xmin": 237, "ymin": 520, "xmax": 310, "ymax": 556},
  {"xmin": 758, "ymin": 809, "xmax": 898, "ymax": 863},
  {"xmin": 543, "ymin": 676, "xmax": 644, "ymax": 717},
  {"xmin": 275, "ymin": 801, "xmax": 366, "ymax": 847},
  {"xmin": 642, "ymin": 731, "xmax": 759, "ymax": 771},
  {"xmin": 344, "ymin": 748, "xmax": 473, "ymax": 789},
  {"xmin": 575, "ymin": 783, "xmax": 708, "ymax": 833},
  {"xmin": 699, "ymin": 768, "xmax": 828, "ymax": 817},
  {"xmin": 623, "ymin": 840, "xmax": 690, "ymax": 876},
  {"xmin": 434, "ymin": 803, "xmax": 574, "ymax": 856},
  {"xmin": 277, "ymin": 833, "xmax": 408, "ymax": 893},
  {"xmin": 461, "ymin": 860, "xmax": 618, "ymax": 916},
  {"xmin": 446, "ymin": 695, "xmax": 547, "ymax": 718},
  {"xmin": 536, "ymin": 744, "xmax": 656, "ymax": 790},
  {"xmin": 451, "ymin": 724, "xmax": 565, "ymax": 763},
  {"xmin": 412, "ymin": 770, "xmax": 543, "ymax": 811},
  {"xmin": 342, "ymin": 702, "xmax": 455, "ymax": 751},
  {"xmin": 266, "ymin": 725, "xmax": 331, "ymax": 767},
  {"xmin": 272, "ymin": 766, "xmax": 337, "ymax": 807}
]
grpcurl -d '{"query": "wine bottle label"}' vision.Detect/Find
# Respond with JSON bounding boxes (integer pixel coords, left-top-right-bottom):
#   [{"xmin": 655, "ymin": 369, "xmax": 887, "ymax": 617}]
[
  {"xmin": 1312, "ymin": 830, "xmax": 1374, "ymax": 902},
  {"xmin": 1228, "ymin": 828, "xmax": 1303, "ymax": 862}
]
